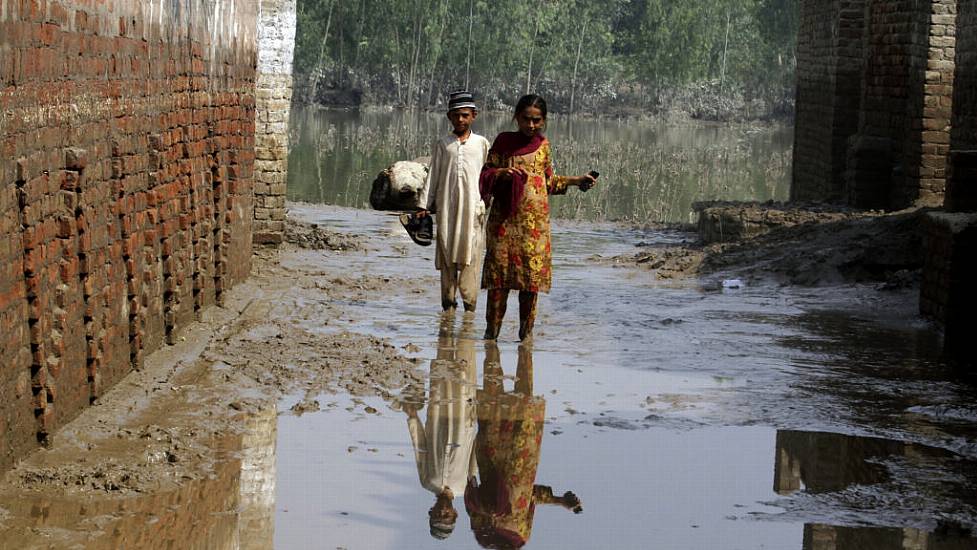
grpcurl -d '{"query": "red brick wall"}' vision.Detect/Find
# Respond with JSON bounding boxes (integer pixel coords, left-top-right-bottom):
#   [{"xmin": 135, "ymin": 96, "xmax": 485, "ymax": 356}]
[{"xmin": 0, "ymin": 0, "xmax": 258, "ymax": 470}]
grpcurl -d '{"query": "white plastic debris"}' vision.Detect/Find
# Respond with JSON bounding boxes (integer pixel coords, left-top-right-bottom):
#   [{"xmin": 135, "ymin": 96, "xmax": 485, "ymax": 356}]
[{"xmin": 722, "ymin": 279, "xmax": 744, "ymax": 289}]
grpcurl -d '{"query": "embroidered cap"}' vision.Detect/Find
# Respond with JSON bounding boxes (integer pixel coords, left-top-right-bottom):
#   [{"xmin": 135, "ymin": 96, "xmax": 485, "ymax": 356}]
[{"xmin": 447, "ymin": 90, "xmax": 477, "ymax": 112}]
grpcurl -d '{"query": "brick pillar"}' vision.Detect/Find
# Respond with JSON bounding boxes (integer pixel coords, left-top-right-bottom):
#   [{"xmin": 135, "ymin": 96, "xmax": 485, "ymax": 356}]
[
  {"xmin": 946, "ymin": 0, "xmax": 977, "ymax": 212},
  {"xmin": 848, "ymin": 0, "xmax": 957, "ymax": 209},
  {"xmin": 921, "ymin": 0, "xmax": 977, "ymax": 369},
  {"xmin": 791, "ymin": 0, "xmax": 867, "ymax": 203},
  {"xmin": 254, "ymin": 0, "xmax": 296, "ymax": 245}
]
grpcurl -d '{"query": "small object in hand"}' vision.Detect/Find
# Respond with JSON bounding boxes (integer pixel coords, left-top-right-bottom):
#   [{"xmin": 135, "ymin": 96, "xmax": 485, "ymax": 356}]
[
  {"xmin": 399, "ymin": 212, "xmax": 433, "ymax": 246},
  {"xmin": 580, "ymin": 170, "xmax": 599, "ymax": 192}
]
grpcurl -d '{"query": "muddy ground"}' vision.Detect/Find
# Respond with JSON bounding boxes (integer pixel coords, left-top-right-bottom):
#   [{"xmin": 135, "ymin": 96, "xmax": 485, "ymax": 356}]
[
  {"xmin": 599, "ymin": 203, "xmax": 925, "ymax": 289},
  {"xmin": 0, "ymin": 201, "xmax": 955, "ymax": 548}
]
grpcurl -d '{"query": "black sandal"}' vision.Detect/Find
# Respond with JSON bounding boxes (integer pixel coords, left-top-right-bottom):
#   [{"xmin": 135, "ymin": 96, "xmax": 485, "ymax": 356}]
[{"xmin": 399, "ymin": 212, "xmax": 433, "ymax": 246}]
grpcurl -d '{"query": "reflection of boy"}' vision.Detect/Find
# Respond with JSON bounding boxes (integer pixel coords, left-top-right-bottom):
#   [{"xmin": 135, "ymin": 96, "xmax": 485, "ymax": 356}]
[
  {"xmin": 418, "ymin": 90, "xmax": 491, "ymax": 312},
  {"xmin": 402, "ymin": 319, "xmax": 479, "ymax": 540}
]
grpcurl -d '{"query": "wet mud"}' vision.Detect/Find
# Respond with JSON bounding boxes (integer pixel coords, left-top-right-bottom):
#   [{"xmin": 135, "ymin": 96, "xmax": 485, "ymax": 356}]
[{"xmin": 1, "ymin": 203, "xmax": 975, "ymax": 549}]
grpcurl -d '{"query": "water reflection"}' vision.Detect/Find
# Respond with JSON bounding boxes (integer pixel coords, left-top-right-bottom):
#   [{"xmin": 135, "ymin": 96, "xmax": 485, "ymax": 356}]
[
  {"xmin": 287, "ymin": 106, "xmax": 793, "ymax": 222},
  {"xmin": 398, "ymin": 315, "xmax": 479, "ymax": 540},
  {"xmin": 802, "ymin": 523, "xmax": 975, "ymax": 550},
  {"xmin": 0, "ymin": 406, "xmax": 277, "ymax": 549},
  {"xmin": 774, "ymin": 430, "xmax": 977, "ymax": 549},
  {"xmin": 467, "ymin": 342, "xmax": 582, "ymax": 549}
]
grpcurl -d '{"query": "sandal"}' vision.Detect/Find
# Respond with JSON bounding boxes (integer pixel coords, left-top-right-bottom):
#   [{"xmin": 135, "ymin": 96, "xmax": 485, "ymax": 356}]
[{"xmin": 399, "ymin": 212, "xmax": 433, "ymax": 246}]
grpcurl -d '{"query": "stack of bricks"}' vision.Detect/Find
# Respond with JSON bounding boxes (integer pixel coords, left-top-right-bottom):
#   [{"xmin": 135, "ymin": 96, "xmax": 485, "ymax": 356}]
[
  {"xmin": 791, "ymin": 0, "xmax": 867, "ymax": 203},
  {"xmin": 0, "ymin": 0, "xmax": 260, "ymax": 470},
  {"xmin": 254, "ymin": 0, "xmax": 296, "ymax": 245}
]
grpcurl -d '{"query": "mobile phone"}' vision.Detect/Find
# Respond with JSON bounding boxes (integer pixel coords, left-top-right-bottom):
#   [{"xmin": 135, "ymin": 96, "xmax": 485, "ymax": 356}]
[{"xmin": 580, "ymin": 170, "xmax": 599, "ymax": 191}]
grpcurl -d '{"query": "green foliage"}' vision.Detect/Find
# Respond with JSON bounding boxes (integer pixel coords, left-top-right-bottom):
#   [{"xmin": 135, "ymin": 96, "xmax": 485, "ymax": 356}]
[{"xmin": 295, "ymin": 0, "xmax": 798, "ymax": 116}]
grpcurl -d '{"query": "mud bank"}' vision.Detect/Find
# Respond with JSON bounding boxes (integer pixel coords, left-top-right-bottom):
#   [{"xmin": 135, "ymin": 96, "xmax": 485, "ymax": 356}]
[{"xmin": 600, "ymin": 203, "xmax": 925, "ymax": 289}]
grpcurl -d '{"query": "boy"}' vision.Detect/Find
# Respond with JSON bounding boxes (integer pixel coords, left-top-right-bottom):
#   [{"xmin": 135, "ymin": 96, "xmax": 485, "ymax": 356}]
[{"xmin": 418, "ymin": 90, "xmax": 490, "ymax": 312}]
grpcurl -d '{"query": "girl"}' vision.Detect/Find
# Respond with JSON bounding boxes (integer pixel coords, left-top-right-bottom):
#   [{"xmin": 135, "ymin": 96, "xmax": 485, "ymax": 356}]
[{"xmin": 479, "ymin": 95, "xmax": 597, "ymax": 340}]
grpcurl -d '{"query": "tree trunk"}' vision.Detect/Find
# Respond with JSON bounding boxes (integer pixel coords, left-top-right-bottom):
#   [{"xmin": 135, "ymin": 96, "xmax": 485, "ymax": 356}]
[
  {"xmin": 720, "ymin": 10, "xmax": 731, "ymax": 89},
  {"xmin": 525, "ymin": 10, "xmax": 542, "ymax": 94},
  {"xmin": 310, "ymin": 1, "xmax": 335, "ymax": 101},
  {"xmin": 466, "ymin": 0, "xmax": 474, "ymax": 89},
  {"xmin": 569, "ymin": 18, "xmax": 588, "ymax": 115}
]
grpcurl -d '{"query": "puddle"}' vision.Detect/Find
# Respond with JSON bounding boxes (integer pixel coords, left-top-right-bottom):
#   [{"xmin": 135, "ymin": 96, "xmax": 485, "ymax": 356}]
[{"xmin": 0, "ymin": 407, "xmax": 277, "ymax": 550}]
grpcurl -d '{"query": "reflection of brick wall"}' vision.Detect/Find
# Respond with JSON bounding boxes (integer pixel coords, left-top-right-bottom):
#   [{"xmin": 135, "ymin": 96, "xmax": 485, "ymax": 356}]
[
  {"xmin": 0, "ymin": 1, "xmax": 258, "ymax": 470},
  {"xmin": 254, "ymin": 0, "xmax": 296, "ymax": 245},
  {"xmin": 792, "ymin": 0, "xmax": 867, "ymax": 202}
]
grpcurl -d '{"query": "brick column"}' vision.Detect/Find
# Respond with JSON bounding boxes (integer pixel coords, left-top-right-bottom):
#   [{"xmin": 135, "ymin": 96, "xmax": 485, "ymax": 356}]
[
  {"xmin": 848, "ymin": 0, "xmax": 957, "ymax": 209},
  {"xmin": 946, "ymin": 0, "xmax": 976, "ymax": 212},
  {"xmin": 254, "ymin": 0, "xmax": 297, "ymax": 245},
  {"xmin": 920, "ymin": 0, "xmax": 977, "ymax": 369},
  {"xmin": 791, "ymin": 0, "xmax": 867, "ymax": 203}
]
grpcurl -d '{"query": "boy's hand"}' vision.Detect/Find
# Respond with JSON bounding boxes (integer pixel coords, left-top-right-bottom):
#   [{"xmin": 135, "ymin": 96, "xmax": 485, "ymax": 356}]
[{"xmin": 415, "ymin": 209, "xmax": 430, "ymax": 218}]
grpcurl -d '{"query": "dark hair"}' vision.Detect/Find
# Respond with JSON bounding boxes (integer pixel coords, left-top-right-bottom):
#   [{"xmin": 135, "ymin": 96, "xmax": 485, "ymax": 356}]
[{"xmin": 513, "ymin": 94, "xmax": 547, "ymax": 119}]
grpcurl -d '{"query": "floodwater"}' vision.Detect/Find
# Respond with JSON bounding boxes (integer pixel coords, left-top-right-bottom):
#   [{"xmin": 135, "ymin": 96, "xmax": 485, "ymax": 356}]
[
  {"xmin": 3, "ymin": 206, "xmax": 975, "ymax": 549},
  {"xmin": 287, "ymin": 106, "xmax": 793, "ymax": 223},
  {"xmin": 4, "ymin": 110, "xmax": 977, "ymax": 549},
  {"xmin": 265, "ymin": 207, "xmax": 977, "ymax": 549}
]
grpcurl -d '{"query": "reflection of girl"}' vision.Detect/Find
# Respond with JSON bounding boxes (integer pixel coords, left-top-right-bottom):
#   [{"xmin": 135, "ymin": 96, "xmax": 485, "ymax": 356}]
[
  {"xmin": 479, "ymin": 95, "xmax": 597, "ymax": 341},
  {"xmin": 465, "ymin": 343, "xmax": 581, "ymax": 549}
]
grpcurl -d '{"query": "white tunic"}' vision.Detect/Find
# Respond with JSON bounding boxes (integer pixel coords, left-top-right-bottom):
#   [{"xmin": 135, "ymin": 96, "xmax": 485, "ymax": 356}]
[{"xmin": 419, "ymin": 132, "xmax": 490, "ymax": 268}]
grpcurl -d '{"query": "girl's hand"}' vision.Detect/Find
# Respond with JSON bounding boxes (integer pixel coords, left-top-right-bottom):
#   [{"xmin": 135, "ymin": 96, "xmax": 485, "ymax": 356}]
[
  {"xmin": 503, "ymin": 167, "xmax": 528, "ymax": 179},
  {"xmin": 578, "ymin": 173, "xmax": 597, "ymax": 191}
]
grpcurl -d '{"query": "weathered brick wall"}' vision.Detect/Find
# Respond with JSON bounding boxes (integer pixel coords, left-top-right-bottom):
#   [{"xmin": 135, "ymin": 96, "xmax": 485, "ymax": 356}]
[
  {"xmin": 946, "ymin": 0, "xmax": 976, "ymax": 211},
  {"xmin": 793, "ymin": 0, "xmax": 958, "ymax": 209},
  {"xmin": 846, "ymin": 0, "xmax": 956, "ymax": 209},
  {"xmin": 791, "ymin": 0, "xmax": 867, "ymax": 203},
  {"xmin": 254, "ymin": 0, "xmax": 296, "ymax": 245},
  {"xmin": 0, "ymin": 1, "xmax": 258, "ymax": 470},
  {"xmin": 920, "ymin": 212, "xmax": 977, "ymax": 363},
  {"xmin": 920, "ymin": 0, "xmax": 977, "ymax": 369}
]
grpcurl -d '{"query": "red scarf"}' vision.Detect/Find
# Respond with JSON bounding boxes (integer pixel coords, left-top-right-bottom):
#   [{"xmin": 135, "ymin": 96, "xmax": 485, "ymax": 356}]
[{"xmin": 479, "ymin": 132, "xmax": 549, "ymax": 219}]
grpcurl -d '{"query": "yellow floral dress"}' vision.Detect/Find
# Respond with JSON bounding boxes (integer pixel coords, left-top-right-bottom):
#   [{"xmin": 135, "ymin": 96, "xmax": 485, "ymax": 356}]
[{"xmin": 481, "ymin": 138, "xmax": 570, "ymax": 294}]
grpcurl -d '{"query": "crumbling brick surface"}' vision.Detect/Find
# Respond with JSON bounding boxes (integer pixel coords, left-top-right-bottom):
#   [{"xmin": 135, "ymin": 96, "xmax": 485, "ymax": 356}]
[
  {"xmin": 793, "ymin": 0, "xmax": 958, "ymax": 209},
  {"xmin": 947, "ymin": 0, "xmax": 976, "ymax": 211},
  {"xmin": 0, "ymin": 0, "xmax": 259, "ymax": 470},
  {"xmin": 792, "ymin": 0, "xmax": 867, "ymax": 203}
]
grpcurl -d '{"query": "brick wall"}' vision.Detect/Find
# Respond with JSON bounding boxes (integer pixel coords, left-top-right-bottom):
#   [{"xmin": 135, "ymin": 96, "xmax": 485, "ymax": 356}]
[
  {"xmin": 0, "ymin": 0, "xmax": 258, "ymax": 470},
  {"xmin": 793, "ymin": 0, "xmax": 958, "ymax": 209},
  {"xmin": 947, "ymin": 0, "xmax": 976, "ymax": 211},
  {"xmin": 848, "ymin": 0, "xmax": 956, "ymax": 209},
  {"xmin": 791, "ymin": 0, "xmax": 867, "ymax": 203},
  {"xmin": 254, "ymin": 0, "xmax": 296, "ymax": 245}
]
